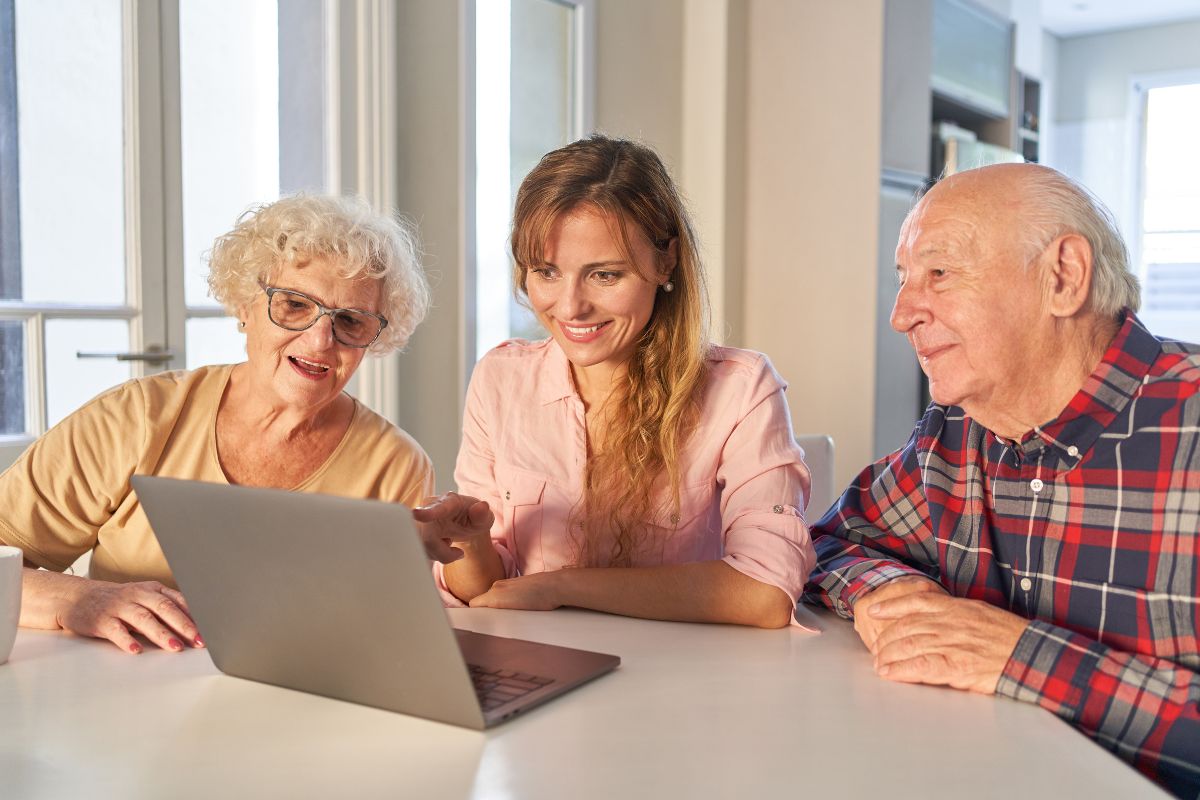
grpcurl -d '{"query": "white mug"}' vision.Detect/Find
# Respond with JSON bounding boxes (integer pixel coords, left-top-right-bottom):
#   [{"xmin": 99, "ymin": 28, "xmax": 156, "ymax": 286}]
[{"xmin": 0, "ymin": 546, "xmax": 22, "ymax": 665}]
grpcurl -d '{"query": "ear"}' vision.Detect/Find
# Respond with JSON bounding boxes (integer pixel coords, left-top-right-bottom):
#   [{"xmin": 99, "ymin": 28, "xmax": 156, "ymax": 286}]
[
  {"xmin": 660, "ymin": 237, "xmax": 679, "ymax": 280},
  {"xmin": 1045, "ymin": 233, "xmax": 1092, "ymax": 318}
]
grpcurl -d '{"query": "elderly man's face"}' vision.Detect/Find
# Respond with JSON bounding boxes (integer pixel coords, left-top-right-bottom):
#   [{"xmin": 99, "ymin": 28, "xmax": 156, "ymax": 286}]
[{"xmin": 890, "ymin": 177, "xmax": 1050, "ymax": 417}]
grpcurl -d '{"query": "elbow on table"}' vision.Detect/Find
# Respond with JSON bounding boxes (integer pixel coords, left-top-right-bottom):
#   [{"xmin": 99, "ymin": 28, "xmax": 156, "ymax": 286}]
[{"xmin": 740, "ymin": 586, "xmax": 796, "ymax": 629}]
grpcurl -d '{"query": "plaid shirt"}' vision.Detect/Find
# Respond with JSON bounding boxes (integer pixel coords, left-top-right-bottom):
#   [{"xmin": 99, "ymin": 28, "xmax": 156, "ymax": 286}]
[{"xmin": 804, "ymin": 313, "xmax": 1200, "ymax": 797}]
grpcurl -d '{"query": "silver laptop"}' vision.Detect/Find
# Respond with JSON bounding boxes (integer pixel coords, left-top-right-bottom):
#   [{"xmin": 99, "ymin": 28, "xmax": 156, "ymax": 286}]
[{"xmin": 132, "ymin": 475, "xmax": 619, "ymax": 730}]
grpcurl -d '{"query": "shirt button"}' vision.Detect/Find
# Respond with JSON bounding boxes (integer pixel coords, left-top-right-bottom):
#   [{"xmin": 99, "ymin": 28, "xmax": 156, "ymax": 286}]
[
  {"xmin": 773, "ymin": 504, "xmax": 784, "ymax": 514},
  {"xmin": 1067, "ymin": 445, "xmax": 1079, "ymax": 458},
  {"xmin": 1020, "ymin": 577, "xmax": 1033, "ymax": 591},
  {"xmin": 504, "ymin": 490, "xmax": 511, "ymax": 500},
  {"xmin": 1030, "ymin": 478, "xmax": 1044, "ymax": 492}
]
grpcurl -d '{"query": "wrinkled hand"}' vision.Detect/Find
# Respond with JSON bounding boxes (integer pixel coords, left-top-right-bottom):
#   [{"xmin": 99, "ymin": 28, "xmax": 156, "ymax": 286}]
[
  {"xmin": 59, "ymin": 580, "xmax": 203, "ymax": 655},
  {"xmin": 851, "ymin": 576, "xmax": 946, "ymax": 651},
  {"xmin": 411, "ymin": 492, "xmax": 495, "ymax": 564},
  {"xmin": 469, "ymin": 572, "xmax": 562, "ymax": 611},
  {"xmin": 867, "ymin": 592, "xmax": 1029, "ymax": 694}
]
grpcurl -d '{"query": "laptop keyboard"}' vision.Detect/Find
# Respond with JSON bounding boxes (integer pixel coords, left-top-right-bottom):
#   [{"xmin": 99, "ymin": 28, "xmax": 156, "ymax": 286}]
[{"xmin": 467, "ymin": 664, "xmax": 556, "ymax": 711}]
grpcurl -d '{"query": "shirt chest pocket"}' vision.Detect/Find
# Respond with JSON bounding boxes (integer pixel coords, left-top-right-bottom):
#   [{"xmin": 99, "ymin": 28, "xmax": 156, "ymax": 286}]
[
  {"xmin": 649, "ymin": 482, "xmax": 720, "ymax": 564},
  {"xmin": 494, "ymin": 465, "xmax": 547, "ymax": 570}
]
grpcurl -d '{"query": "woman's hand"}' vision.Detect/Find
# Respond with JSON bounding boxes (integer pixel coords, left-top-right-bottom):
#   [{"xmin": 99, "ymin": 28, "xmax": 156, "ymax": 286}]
[
  {"xmin": 469, "ymin": 572, "xmax": 563, "ymax": 611},
  {"xmin": 411, "ymin": 492, "xmax": 495, "ymax": 564},
  {"xmin": 23, "ymin": 569, "xmax": 203, "ymax": 655}
]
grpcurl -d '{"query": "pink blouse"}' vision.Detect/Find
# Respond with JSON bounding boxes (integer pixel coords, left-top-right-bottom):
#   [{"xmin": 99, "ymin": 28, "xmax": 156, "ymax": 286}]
[{"xmin": 434, "ymin": 339, "xmax": 816, "ymax": 612}]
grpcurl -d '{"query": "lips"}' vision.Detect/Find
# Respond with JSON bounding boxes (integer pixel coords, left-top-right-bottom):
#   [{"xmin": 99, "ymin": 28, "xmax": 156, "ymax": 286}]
[
  {"xmin": 914, "ymin": 344, "xmax": 953, "ymax": 364},
  {"xmin": 558, "ymin": 320, "xmax": 611, "ymax": 343},
  {"xmin": 288, "ymin": 355, "xmax": 331, "ymax": 379}
]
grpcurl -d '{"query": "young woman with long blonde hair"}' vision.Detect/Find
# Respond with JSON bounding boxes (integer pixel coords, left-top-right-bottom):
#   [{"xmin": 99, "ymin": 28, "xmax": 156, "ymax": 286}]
[{"xmin": 416, "ymin": 135, "xmax": 813, "ymax": 628}]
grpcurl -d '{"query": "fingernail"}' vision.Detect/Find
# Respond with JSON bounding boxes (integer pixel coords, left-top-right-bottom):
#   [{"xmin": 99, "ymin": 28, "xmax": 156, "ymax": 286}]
[
  {"xmin": 130, "ymin": 643, "xmax": 143, "ymax": 654},
  {"xmin": 169, "ymin": 638, "xmax": 183, "ymax": 651},
  {"xmin": 194, "ymin": 635, "xmax": 205, "ymax": 648},
  {"xmin": 878, "ymin": 664, "xmax": 891, "ymax": 676}
]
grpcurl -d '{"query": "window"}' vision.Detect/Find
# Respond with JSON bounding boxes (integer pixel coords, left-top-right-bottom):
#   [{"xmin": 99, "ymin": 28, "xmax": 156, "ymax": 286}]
[
  {"xmin": 471, "ymin": 0, "xmax": 593, "ymax": 362},
  {"xmin": 1133, "ymin": 77, "xmax": 1200, "ymax": 344},
  {"xmin": 1, "ymin": 0, "xmax": 131, "ymax": 443},
  {"xmin": 0, "ymin": 0, "xmax": 335, "ymax": 467}
]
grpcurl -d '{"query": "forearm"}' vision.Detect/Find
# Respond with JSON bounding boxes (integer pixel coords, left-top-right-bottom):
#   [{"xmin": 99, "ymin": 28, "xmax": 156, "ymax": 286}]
[
  {"xmin": 806, "ymin": 538, "xmax": 937, "ymax": 618},
  {"xmin": 998, "ymin": 620, "xmax": 1200, "ymax": 794},
  {"xmin": 19, "ymin": 566, "xmax": 87, "ymax": 630},
  {"xmin": 553, "ymin": 560, "xmax": 794, "ymax": 628},
  {"xmin": 441, "ymin": 538, "xmax": 507, "ymax": 603}
]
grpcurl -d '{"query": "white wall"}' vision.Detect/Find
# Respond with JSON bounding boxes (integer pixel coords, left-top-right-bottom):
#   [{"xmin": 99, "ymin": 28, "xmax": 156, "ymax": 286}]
[{"xmin": 1051, "ymin": 20, "xmax": 1200, "ymax": 236}]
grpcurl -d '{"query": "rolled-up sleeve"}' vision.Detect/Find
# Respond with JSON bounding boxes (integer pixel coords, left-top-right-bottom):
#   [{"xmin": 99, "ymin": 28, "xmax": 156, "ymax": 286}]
[{"xmin": 716, "ymin": 357, "xmax": 816, "ymax": 609}]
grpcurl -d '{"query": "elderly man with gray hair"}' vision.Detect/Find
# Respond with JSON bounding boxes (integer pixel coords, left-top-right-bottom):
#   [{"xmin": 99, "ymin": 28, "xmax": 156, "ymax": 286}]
[{"xmin": 804, "ymin": 163, "xmax": 1199, "ymax": 796}]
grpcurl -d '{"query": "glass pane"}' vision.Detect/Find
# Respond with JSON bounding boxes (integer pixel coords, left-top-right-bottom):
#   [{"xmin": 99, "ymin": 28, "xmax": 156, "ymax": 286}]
[
  {"xmin": 1139, "ymin": 83, "xmax": 1200, "ymax": 344},
  {"xmin": 1142, "ymin": 84, "xmax": 1200, "ymax": 234},
  {"xmin": 186, "ymin": 316, "xmax": 245, "ymax": 369},
  {"xmin": 14, "ymin": 0, "xmax": 125, "ymax": 304},
  {"xmin": 179, "ymin": 0, "xmax": 280, "ymax": 308},
  {"xmin": 44, "ymin": 319, "xmax": 131, "ymax": 428},
  {"xmin": 0, "ymin": 320, "xmax": 24, "ymax": 435},
  {"xmin": 475, "ymin": 0, "xmax": 573, "ymax": 359}
]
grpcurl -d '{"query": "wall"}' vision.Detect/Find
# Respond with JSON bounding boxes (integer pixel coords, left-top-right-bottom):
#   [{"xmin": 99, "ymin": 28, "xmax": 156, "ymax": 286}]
[
  {"xmin": 391, "ymin": 0, "xmax": 893, "ymax": 494},
  {"xmin": 741, "ymin": 1, "xmax": 885, "ymax": 489},
  {"xmin": 393, "ymin": 0, "xmax": 468, "ymax": 486},
  {"xmin": 1051, "ymin": 20, "xmax": 1200, "ymax": 236},
  {"xmin": 593, "ymin": 0, "xmax": 684, "ymax": 169}
]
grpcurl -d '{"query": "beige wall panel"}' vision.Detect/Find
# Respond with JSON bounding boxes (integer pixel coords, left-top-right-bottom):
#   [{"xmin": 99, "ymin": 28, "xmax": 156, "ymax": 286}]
[
  {"xmin": 742, "ymin": 0, "xmax": 885, "ymax": 490},
  {"xmin": 593, "ymin": 0, "xmax": 685, "ymax": 170}
]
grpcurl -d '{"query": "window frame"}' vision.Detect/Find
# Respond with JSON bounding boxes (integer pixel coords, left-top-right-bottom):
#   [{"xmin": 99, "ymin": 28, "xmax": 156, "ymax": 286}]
[
  {"xmin": 462, "ymin": 0, "xmax": 596, "ymax": 373},
  {"xmin": 1125, "ymin": 67, "xmax": 1200, "ymax": 281},
  {"xmin": 1, "ymin": 0, "xmax": 398, "ymax": 471}
]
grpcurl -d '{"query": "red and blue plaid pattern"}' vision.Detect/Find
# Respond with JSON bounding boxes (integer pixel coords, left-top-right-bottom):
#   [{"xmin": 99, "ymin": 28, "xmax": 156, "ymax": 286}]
[{"xmin": 804, "ymin": 313, "xmax": 1200, "ymax": 797}]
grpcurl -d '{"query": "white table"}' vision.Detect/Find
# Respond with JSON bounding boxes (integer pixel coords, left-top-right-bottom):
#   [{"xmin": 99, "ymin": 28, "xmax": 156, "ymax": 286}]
[{"xmin": 0, "ymin": 607, "xmax": 1167, "ymax": 799}]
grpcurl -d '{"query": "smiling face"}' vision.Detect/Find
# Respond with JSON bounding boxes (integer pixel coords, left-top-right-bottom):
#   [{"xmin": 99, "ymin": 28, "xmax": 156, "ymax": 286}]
[
  {"xmin": 890, "ymin": 172, "xmax": 1052, "ymax": 418},
  {"xmin": 525, "ymin": 206, "xmax": 670, "ymax": 387},
  {"xmin": 240, "ymin": 254, "xmax": 380, "ymax": 416}
]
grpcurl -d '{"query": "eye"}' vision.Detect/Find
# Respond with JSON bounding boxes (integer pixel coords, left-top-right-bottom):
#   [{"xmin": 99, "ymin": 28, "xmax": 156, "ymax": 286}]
[
  {"xmin": 529, "ymin": 266, "xmax": 557, "ymax": 280},
  {"xmin": 591, "ymin": 270, "xmax": 621, "ymax": 285},
  {"xmin": 930, "ymin": 268, "xmax": 947, "ymax": 279},
  {"xmin": 286, "ymin": 298, "xmax": 309, "ymax": 311},
  {"xmin": 338, "ymin": 314, "xmax": 364, "ymax": 330}
]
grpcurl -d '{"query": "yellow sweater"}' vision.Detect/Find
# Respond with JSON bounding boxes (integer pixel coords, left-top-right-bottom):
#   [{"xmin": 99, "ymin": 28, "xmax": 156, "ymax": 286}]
[{"xmin": 0, "ymin": 365, "xmax": 434, "ymax": 587}]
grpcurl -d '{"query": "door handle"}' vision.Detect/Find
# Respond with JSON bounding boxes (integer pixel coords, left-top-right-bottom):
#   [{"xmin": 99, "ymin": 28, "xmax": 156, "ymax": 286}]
[{"xmin": 76, "ymin": 348, "xmax": 176, "ymax": 363}]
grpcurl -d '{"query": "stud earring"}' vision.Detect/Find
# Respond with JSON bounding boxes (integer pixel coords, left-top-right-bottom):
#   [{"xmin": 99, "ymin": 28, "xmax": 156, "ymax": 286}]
[
  {"xmin": 239, "ymin": 320, "xmax": 246, "ymax": 329},
  {"xmin": 662, "ymin": 281, "xmax": 674, "ymax": 293}
]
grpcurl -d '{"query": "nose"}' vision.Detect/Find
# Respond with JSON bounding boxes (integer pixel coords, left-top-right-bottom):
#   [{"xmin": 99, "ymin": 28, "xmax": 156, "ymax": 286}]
[
  {"xmin": 890, "ymin": 278, "xmax": 930, "ymax": 334},
  {"xmin": 300, "ymin": 311, "xmax": 337, "ymax": 348},
  {"xmin": 555, "ymin": 276, "xmax": 592, "ymax": 320}
]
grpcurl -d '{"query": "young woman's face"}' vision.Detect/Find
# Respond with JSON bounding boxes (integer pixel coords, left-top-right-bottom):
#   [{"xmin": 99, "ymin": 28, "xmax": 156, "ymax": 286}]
[{"xmin": 525, "ymin": 207, "xmax": 670, "ymax": 377}]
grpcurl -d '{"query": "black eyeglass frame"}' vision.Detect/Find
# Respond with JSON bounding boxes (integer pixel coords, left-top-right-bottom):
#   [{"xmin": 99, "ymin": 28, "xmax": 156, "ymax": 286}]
[{"xmin": 262, "ymin": 285, "xmax": 389, "ymax": 349}]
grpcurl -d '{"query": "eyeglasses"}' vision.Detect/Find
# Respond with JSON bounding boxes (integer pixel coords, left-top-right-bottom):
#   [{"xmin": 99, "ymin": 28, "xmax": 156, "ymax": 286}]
[{"xmin": 262, "ymin": 286, "xmax": 388, "ymax": 348}]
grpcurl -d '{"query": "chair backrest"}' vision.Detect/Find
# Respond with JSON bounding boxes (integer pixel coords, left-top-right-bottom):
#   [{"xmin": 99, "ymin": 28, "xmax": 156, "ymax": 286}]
[{"xmin": 795, "ymin": 434, "xmax": 835, "ymax": 522}]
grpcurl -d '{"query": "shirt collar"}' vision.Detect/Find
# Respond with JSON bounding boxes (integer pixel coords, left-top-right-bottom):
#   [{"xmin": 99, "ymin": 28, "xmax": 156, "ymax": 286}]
[
  {"xmin": 1019, "ymin": 311, "xmax": 1159, "ymax": 463},
  {"xmin": 537, "ymin": 339, "xmax": 578, "ymax": 405}
]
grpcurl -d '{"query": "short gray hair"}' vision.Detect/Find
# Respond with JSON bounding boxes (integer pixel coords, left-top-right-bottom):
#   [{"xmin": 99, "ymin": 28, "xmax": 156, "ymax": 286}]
[
  {"xmin": 206, "ymin": 194, "xmax": 431, "ymax": 354},
  {"xmin": 1017, "ymin": 166, "xmax": 1140, "ymax": 319}
]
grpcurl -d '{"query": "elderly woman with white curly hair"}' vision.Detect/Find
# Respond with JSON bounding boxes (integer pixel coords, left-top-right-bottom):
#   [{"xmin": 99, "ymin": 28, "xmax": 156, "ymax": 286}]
[{"xmin": 0, "ymin": 194, "xmax": 455, "ymax": 655}]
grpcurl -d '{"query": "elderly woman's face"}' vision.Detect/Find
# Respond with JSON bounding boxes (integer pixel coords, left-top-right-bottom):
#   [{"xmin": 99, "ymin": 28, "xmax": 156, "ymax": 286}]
[{"xmin": 241, "ymin": 255, "xmax": 381, "ymax": 415}]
